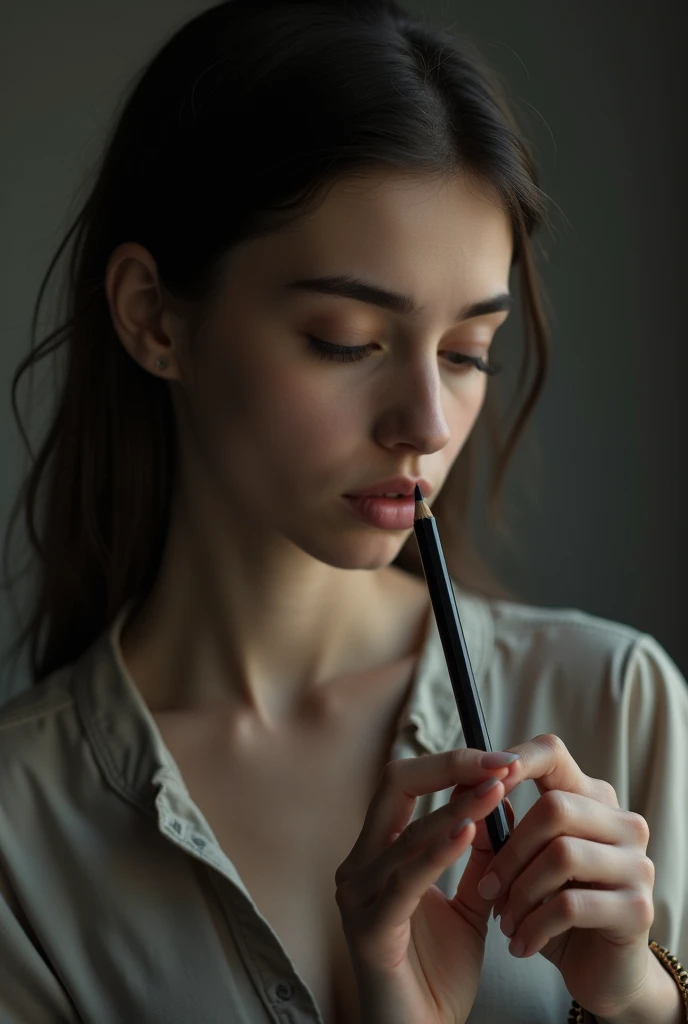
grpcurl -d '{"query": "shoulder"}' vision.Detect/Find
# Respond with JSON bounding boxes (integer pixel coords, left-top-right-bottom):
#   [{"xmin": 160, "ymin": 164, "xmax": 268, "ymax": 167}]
[
  {"xmin": 0, "ymin": 666, "xmax": 89, "ymax": 862},
  {"xmin": 488, "ymin": 593, "xmax": 639, "ymax": 666},
  {"xmin": 0, "ymin": 665, "xmax": 82, "ymax": 778},
  {"xmin": 454, "ymin": 587, "xmax": 687, "ymax": 773},
  {"xmin": 480, "ymin": 591, "xmax": 686, "ymax": 704},
  {"xmin": 0, "ymin": 665, "xmax": 75, "ymax": 722},
  {"xmin": 470, "ymin": 589, "xmax": 688, "ymax": 787}
]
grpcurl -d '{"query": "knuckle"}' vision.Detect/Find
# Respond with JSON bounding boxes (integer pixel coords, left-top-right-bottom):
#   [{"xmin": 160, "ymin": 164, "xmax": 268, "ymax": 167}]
[
  {"xmin": 537, "ymin": 733, "xmax": 567, "ymax": 758},
  {"xmin": 446, "ymin": 747, "xmax": 470, "ymax": 772},
  {"xmin": 626, "ymin": 811, "xmax": 650, "ymax": 845},
  {"xmin": 638, "ymin": 855, "xmax": 655, "ymax": 887},
  {"xmin": 630, "ymin": 889, "xmax": 655, "ymax": 930},
  {"xmin": 386, "ymin": 864, "xmax": 406, "ymax": 896},
  {"xmin": 540, "ymin": 789, "xmax": 572, "ymax": 827},
  {"xmin": 596, "ymin": 779, "xmax": 618, "ymax": 804},
  {"xmin": 556, "ymin": 887, "xmax": 581, "ymax": 925},
  {"xmin": 380, "ymin": 759, "xmax": 402, "ymax": 788},
  {"xmin": 508, "ymin": 875, "xmax": 528, "ymax": 908},
  {"xmin": 334, "ymin": 878, "xmax": 355, "ymax": 911},
  {"xmin": 334, "ymin": 861, "xmax": 351, "ymax": 888},
  {"xmin": 549, "ymin": 834, "xmax": 577, "ymax": 873},
  {"xmin": 398, "ymin": 821, "xmax": 421, "ymax": 850}
]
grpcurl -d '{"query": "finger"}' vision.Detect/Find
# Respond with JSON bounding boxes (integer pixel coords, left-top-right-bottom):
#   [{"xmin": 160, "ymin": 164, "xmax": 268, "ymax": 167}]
[
  {"xmin": 346, "ymin": 749, "xmax": 516, "ymax": 868},
  {"xmin": 355, "ymin": 775, "xmax": 507, "ymax": 917},
  {"xmin": 470, "ymin": 794, "xmax": 515, "ymax": 857},
  {"xmin": 499, "ymin": 733, "xmax": 619, "ymax": 807},
  {"xmin": 478, "ymin": 791, "xmax": 646, "ymax": 906},
  {"xmin": 448, "ymin": 772, "xmax": 514, "ymax": 856},
  {"xmin": 452, "ymin": 796, "xmax": 516, "ymax": 930},
  {"xmin": 361, "ymin": 818, "xmax": 477, "ymax": 935},
  {"xmin": 505, "ymin": 887, "xmax": 655, "ymax": 959},
  {"xmin": 497, "ymin": 840, "xmax": 655, "ymax": 944},
  {"xmin": 469, "ymin": 797, "xmax": 515, "ymax": 920},
  {"xmin": 479, "ymin": 797, "xmax": 517, "ymax": 920}
]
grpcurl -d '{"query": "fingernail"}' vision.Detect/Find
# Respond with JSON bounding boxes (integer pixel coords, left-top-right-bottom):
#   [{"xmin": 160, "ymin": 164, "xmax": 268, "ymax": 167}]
[
  {"xmin": 448, "ymin": 817, "xmax": 473, "ymax": 840},
  {"xmin": 473, "ymin": 776, "xmax": 501, "ymax": 798},
  {"xmin": 509, "ymin": 936, "xmax": 525, "ymax": 957},
  {"xmin": 477, "ymin": 871, "xmax": 501, "ymax": 899},
  {"xmin": 480, "ymin": 751, "xmax": 519, "ymax": 768}
]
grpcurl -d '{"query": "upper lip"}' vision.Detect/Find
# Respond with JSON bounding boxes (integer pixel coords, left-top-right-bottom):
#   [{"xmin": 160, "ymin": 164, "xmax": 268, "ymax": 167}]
[{"xmin": 345, "ymin": 476, "xmax": 433, "ymax": 498}]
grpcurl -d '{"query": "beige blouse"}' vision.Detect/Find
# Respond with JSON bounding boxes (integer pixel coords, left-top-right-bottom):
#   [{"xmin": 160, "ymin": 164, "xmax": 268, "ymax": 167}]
[{"xmin": 0, "ymin": 580, "xmax": 686, "ymax": 1023}]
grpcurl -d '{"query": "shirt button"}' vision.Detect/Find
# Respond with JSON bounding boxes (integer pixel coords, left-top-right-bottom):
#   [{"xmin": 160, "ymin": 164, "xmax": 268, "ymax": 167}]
[{"xmin": 275, "ymin": 982, "xmax": 293, "ymax": 1000}]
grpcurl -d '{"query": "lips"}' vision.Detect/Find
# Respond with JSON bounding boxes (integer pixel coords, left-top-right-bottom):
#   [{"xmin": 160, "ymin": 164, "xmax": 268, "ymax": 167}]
[
  {"xmin": 343, "ymin": 494, "xmax": 418, "ymax": 529},
  {"xmin": 345, "ymin": 476, "xmax": 432, "ymax": 499}
]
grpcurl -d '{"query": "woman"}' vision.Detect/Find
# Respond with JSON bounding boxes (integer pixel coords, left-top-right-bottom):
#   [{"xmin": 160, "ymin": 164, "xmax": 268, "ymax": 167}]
[{"xmin": 1, "ymin": 1, "xmax": 686, "ymax": 1022}]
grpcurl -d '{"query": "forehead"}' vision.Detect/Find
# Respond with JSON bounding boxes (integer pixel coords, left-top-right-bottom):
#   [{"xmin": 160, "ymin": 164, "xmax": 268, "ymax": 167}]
[
  {"xmin": 290, "ymin": 169, "xmax": 514, "ymax": 278},
  {"xmin": 217, "ymin": 169, "xmax": 514, "ymax": 314}
]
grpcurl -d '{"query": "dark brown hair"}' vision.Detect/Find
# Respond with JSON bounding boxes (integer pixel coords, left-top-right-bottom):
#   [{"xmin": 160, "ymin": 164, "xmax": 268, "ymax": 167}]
[{"xmin": 2, "ymin": 0, "xmax": 553, "ymax": 687}]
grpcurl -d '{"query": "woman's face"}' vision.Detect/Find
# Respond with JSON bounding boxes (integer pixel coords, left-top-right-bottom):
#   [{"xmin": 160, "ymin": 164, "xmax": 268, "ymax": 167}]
[{"xmin": 172, "ymin": 170, "xmax": 514, "ymax": 570}]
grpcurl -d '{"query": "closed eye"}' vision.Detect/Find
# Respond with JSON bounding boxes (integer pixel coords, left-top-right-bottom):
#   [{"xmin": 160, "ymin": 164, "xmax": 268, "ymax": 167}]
[{"xmin": 305, "ymin": 335, "xmax": 501, "ymax": 375}]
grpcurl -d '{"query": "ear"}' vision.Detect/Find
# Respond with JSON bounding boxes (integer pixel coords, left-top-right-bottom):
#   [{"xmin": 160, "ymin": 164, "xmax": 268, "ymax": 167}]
[{"xmin": 104, "ymin": 242, "xmax": 186, "ymax": 381}]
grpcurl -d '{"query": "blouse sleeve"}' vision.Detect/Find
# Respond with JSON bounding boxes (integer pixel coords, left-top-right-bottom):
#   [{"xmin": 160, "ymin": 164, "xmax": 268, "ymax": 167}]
[{"xmin": 618, "ymin": 632, "xmax": 688, "ymax": 964}]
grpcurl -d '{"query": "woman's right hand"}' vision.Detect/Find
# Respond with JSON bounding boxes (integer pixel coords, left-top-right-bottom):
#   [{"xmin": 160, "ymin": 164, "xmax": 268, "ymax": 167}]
[{"xmin": 334, "ymin": 748, "xmax": 519, "ymax": 1024}]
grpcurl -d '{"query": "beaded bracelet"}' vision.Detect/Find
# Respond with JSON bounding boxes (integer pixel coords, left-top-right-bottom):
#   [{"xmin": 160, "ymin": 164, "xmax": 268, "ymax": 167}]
[{"xmin": 567, "ymin": 939, "xmax": 688, "ymax": 1022}]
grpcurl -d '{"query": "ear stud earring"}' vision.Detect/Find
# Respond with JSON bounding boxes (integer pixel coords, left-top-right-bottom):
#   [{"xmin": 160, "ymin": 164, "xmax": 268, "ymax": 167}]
[{"xmin": 155, "ymin": 358, "xmax": 168, "ymax": 371}]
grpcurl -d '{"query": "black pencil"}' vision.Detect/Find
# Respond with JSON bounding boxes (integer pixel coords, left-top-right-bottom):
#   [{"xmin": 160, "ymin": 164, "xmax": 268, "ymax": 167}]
[{"xmin": 413, "ymin": 483, "xmax": 510, "ymax": 854}]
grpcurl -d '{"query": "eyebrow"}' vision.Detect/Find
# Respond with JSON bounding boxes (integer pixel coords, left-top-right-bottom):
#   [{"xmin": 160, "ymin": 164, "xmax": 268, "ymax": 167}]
[{"xmin": 286, "ymin": 274, "xmax": 513, "ymax": 322}]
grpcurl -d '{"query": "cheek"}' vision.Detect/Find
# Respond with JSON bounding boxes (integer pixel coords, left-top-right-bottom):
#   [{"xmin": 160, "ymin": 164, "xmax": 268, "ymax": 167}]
[
  {"xmin": 189, "ymin": 336, "xmax": 359, "ymax": 482},
  {"xmin": 257, "ymin": 370, "xmax": 359, "ymax": 467},
  {"xmin": 462, "ymin": 377, "xmax": 488, "ymax": 431},
  {"xmin": 428, "ymin": 378, "xmax": 487, "ymax": 482},
  {"xmin": 442, "ymin": 375, "xmax": 488, "ymax": 453}
]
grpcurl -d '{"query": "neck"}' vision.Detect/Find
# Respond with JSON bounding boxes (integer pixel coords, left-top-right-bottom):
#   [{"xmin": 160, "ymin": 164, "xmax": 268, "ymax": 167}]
[{"xmin": 118, "ymin": 490, "xmax": 429, "ymax": 727}]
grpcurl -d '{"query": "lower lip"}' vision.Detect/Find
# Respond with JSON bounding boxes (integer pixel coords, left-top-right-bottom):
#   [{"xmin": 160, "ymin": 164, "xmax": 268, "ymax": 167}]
[{"xmin": 342, "ymin": 494, "xmax": 416, "ymax": 529}]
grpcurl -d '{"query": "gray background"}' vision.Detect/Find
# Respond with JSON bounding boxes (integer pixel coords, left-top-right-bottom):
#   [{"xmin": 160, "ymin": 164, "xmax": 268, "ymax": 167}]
[{"xmin": 2, "ymin": 1, "xmax": 686, "ymax": 703}]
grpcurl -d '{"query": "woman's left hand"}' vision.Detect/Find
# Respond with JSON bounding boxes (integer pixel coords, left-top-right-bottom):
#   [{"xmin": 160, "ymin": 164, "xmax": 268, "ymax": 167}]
[{"xmin": 476, "ymin": 734, "xmax": 657, "ymax": 1021}]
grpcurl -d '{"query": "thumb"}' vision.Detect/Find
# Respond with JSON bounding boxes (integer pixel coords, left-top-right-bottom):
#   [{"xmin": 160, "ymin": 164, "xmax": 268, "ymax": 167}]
[{"xmin": 448, "ymin": 796, "xmax": 515, "ymax": 929}]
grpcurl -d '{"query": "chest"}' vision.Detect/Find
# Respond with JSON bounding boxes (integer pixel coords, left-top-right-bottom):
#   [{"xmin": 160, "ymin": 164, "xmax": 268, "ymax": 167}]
[
  {"xmin": 154, "ymin": 667, "xmax": 415, "ymax": 1024},
  {"xmin": 194, "ymin": 771, "xmax": 367, "ymax": 1023}
]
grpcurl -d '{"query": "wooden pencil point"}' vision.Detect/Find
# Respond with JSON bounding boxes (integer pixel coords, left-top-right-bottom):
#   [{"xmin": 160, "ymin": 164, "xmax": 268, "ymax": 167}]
[{"xmin": 414, "ymin": 483, "xmax": 433, "ymax": 519}]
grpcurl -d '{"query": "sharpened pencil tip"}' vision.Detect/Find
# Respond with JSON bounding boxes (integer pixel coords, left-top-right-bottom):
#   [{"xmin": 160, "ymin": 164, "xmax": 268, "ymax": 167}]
[{"xmin": 414, "ymin": 484, "xmax": 423, "ymax": 501}]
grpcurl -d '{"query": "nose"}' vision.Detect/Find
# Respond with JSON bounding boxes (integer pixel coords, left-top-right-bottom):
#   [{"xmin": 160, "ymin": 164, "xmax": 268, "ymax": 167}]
[{"xmin": 372, "ymin": 359, "xmax": 453, "ymax": 455}]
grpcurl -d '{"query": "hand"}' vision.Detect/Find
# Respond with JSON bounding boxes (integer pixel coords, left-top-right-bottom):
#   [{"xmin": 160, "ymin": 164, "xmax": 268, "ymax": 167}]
[
  {"xmin": 334, "ymin": 748, "xmax": 520, "ymax": 1024},
  {"xmin": 476, "ymin": 734, "xmax": 657, "ymax": 1021}
]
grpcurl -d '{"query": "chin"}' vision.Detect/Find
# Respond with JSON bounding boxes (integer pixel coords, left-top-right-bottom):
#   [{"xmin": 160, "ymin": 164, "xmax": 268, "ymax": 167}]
[{"xmin": 300, "ymin": 532, "xmax": 411, "ymax": 572}]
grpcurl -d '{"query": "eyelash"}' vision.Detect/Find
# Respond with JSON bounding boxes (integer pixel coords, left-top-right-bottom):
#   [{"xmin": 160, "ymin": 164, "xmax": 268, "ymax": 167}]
[{"xmin": 305, "ymin": 335, "xmax": 502, "ymax": 376}]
